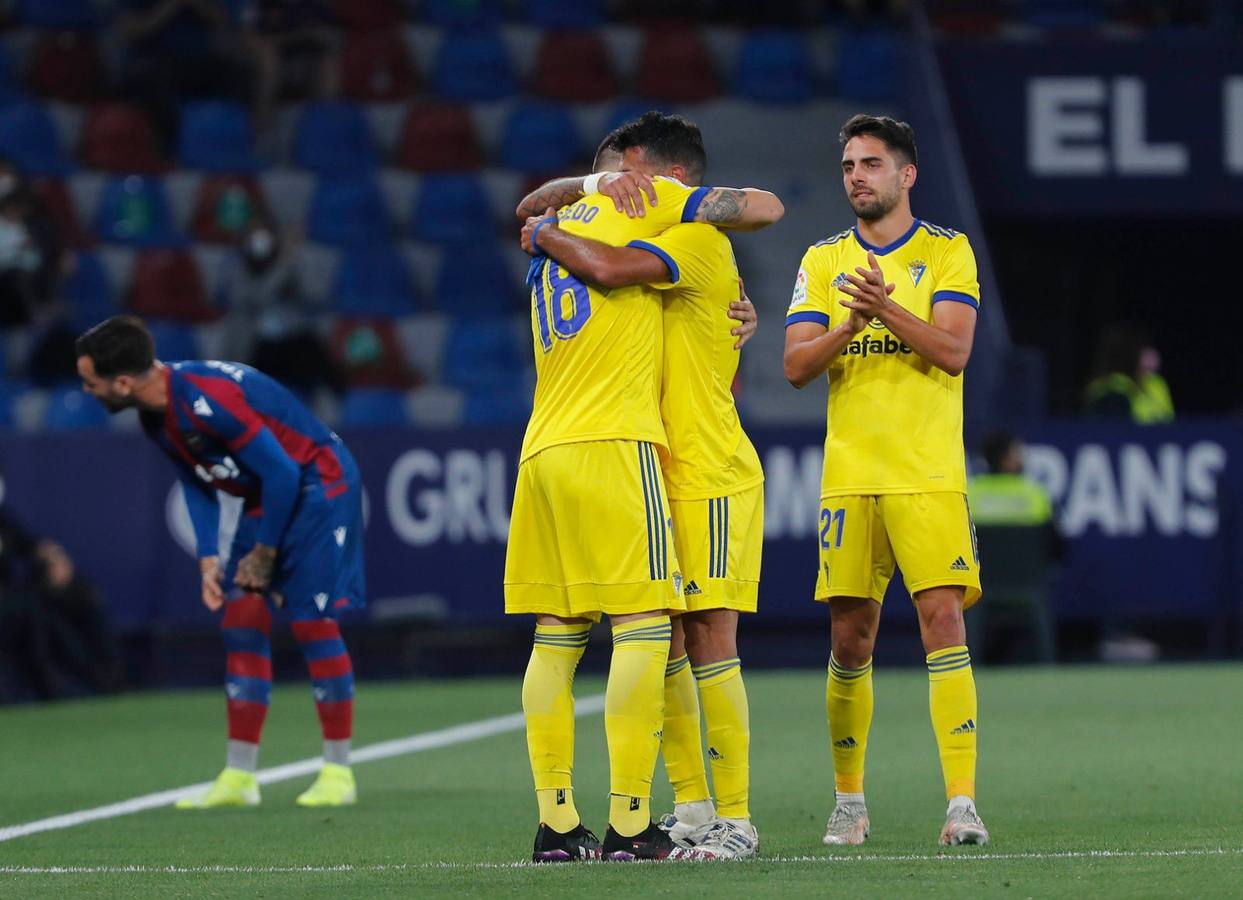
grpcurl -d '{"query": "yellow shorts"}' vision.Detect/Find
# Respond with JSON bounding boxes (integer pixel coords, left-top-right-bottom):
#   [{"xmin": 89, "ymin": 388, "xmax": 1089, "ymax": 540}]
[
  {"xmin": 813, "ymin": 492, "xmax": 982, "ymax": 608},
  {"xmin": 504, "ymin": 440, "xmax": 685, "ymax": 621},
  {"xmin": 668, "ymin": 482, "xmax": 763, "ymax": 614}
]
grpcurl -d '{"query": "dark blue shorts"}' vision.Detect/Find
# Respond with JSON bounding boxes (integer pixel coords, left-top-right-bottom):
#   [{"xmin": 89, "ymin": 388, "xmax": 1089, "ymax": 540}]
[{"xmin": 224, "ymin": 445, "xmax": 366, "ymax": 620}]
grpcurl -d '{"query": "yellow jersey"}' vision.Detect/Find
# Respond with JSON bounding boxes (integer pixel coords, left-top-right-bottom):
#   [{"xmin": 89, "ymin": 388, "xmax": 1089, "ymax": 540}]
[
  {"xmin": 785, "ymin": 220, "xmax": 980, "ymax": 497},
  {"xmin": 520, "ymin": 177, "xmax": 711, "ymax": 462},
  {"xmin": 627, "ymin": 223, "xmax": 764, "ymax": 500}
]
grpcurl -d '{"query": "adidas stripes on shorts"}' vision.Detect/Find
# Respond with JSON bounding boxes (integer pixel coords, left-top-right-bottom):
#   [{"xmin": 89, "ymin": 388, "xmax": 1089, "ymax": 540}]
[{"xmin": 813, "ymin": 492, "xmax": 982, "ymax": 607}]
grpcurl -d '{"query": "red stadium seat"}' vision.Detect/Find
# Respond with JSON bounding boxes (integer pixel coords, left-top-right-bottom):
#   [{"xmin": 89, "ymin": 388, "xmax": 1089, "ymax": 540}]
[
  {"xmin": 330, "ymin": 318, "xmax": 420, "ymax": 389},
  {"xmin": 26, "ymin": 30, "xmax": 107, "ymax": 103},
  {"xmin": 340, "ymin": 30, "xmax": 418, "ymax": 102},
  {"xmin": 31, "ymin": 177, "xmax": 93, "ymax": 248},
  {"xmin": 397, "ymin": 102, "xmax": 483, "ymax": 172},
  {"xmin": 190, "ymin": 175, "xmax": 271, "ymax": 244},
  {"xmin": 128, "ymin": 249, "xmax": 219, "ymax": 322},
  {"xmin": 80, "ymin": 102, "xmax": 168, "ymax": 174},
  {"xmin": 333, "ymin": 0, "xmax": 401, "ymax": 30},
  {"xmin": 531, "ymin": 31, "xmax": 617, "ymax": 103},
  {"xmin": 635, "ymin": 25, "xmax": 719, "ymax": 102}
]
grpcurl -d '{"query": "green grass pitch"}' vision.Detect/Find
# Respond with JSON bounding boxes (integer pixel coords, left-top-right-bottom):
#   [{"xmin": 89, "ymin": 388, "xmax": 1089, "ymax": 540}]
[{"xmin": 1, "ymin": 664, "xmax": 1241, "ymax": 897}]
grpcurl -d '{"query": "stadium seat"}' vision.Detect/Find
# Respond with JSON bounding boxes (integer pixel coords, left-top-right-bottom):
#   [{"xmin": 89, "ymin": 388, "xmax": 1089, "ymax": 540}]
[
  {"xmin": 531, "ymin": 31, "xmax": 617, "ymax": 103},
  {"xmin": 333, "ymin": 0, "xmax": 401, "ymax": 30},
  {"xmin": 306, "ymin": 176, "xmax": 391, "ymax": 246},
  {"xmin": 32, "ymin": 178, "xmax": 93, "ymax": 248},
  {"xmin": 523, "ymin": 0, "xmax": 606, "ymax": 28},
  {"xmin": 833, "ymin": 28, "xmax": 900, "ymax": 102},
  {"xmin": 62, "ymin": 251, "xmax": 115, "ymax": 329},
  {"xmin": 340, "ymin": 30, "xmax": 419, "ymax": 102},
  {"xmin": 600, "ymin": 100, "xmax": 672, "ymax": 137},
  {"xmin": 80, "ymin": 102, "xmax": 168, "ymax": 174},
  {"xmin": 331, "ymin": 319, "xmax": 419, "ymax": 388},
  {"xmin": 18, "ymin": 0, "xmax": 102, "ymax": 28},
  {"xmin": 440, "ymin": 317, "xmax": 525, "ymax": 392},
  {"xmin": 93, "ymin": 175, "xmax": 182, "ymax": 246},
  {"xmin": 0, "ymin": 44, "xmax": 18, "ymax": 101},
  {"xmin": 462, "ymin": 385, "xmax": 531, "ymax": 425},
  {"xmin": 0, "ymin": 382, "xmax": 15, "ymax": 430},
  {"xmin": 636, "ymin": 26, "xmax": 720, "ymax": 103},
  {"xmin": 1017, "ymin": 0, "xmax": 1108, "ymax": 29},
  {"xmin": 735, "ymin": 30, "xmax": 815, "ymax": 103},
  {"xmin": 294, "ymin": 101, "xmax": 377, "ymax": 174},
  {"xmin": 432, "ymin": 28, "xmax": 517, "ymax": 102},
  {"xmin": 43, "ymin": 386, "xmax": 109, "ymax": 431},
  {"xmin": 397, "ymin": 103, "xmax": 483, "ymax": 172},
  {"xmin": 432, "ymin": 245, "xmax": 515, "ymax": 314},
  {"xmin": 190, "ymin": 175, "xmax": 270, "ymax": 244},
  {"xmin": 499, "ymin": 101, "xmax": 582, "ymax": 174},
  {"xmin": 127, "ymin": 249, "xmax": 218, "ymax": 322},
  {"xmin": 178, "ymin": 101, "xmax": 263, "ymax": 173},
  {"xmin": 0, "ymin": 100, "xmax": 73, "ymax": 176},
  {"xmin": 420, "ymin": 0, "xmax": 505, "ymax": 26},
  {"xmin": 338, "ymin": 387, "xmax": 410, "ymax": 428},
  {"xmin": 26, "ymin": 30, "xmax": 107, "ymax": 103},
  {"xmin": 145, "ymin": 320, "xmax": 201, "ymax": 361},
  {"xmin": 409, "ymin": 174, "xmax": 496, "ymax": 245},
  {"xmin": 334, "ymin": 244, "xmax": 420, "ymax": 316}
]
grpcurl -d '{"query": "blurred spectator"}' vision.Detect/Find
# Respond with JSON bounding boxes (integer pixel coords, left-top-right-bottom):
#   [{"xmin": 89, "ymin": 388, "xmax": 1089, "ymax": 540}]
[
  {"xmin": 1082, "ymin": 322, "xmax": 1174, "ymax": 423},
  {"xmin": 0, "ymin": 505, "xmax": 121, "ymax": 702},
  {"xmin": 217, "ymin": 214, "xmax": 339, "ymax": 394},
  {"xmin": 116, "ymin": 0, "xmax": 254, "ymax": 152},
  {"xmin": 240, "ymin": 0, "xmax": 336, "ymax": 130},
  {"xmin": 0, "ymin": 158, "xmax": 65, "ymax": 329},
  {"xmin": 331, "ymin": 318, "xmax": 421, "ymax": 390}
]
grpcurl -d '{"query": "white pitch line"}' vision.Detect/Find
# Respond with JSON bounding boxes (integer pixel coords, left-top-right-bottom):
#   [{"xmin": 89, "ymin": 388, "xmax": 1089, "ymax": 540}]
[
  {"xmin": 2, "ymin": 849, "xmax": 1242, "ymax": 874},
  {"xmin": 0, "ymin": 694, "xmax": 606, "ymax": 845}
]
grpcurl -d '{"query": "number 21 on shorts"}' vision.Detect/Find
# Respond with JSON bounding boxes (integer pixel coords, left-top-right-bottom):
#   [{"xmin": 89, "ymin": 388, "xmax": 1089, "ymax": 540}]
[{"xmin": 820, "ymin": 506, "xmax": 845, "ymax": 550}]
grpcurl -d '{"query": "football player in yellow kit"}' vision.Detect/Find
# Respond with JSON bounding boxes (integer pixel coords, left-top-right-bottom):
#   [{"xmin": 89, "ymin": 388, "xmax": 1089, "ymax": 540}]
[{"xmin": 784, "ymin": 114, "xmax": 988, "ymax": 848}]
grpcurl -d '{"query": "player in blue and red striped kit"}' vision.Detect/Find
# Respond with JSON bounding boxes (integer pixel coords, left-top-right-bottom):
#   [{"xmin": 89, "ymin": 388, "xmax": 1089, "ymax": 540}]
[{"xmin": 75, "ymin": 316, "xmax": 364, "ymax": 808}]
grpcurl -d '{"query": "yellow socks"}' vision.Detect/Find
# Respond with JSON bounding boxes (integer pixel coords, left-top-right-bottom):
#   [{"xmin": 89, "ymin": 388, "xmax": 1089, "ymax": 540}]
[
  {"xmin": 661, "ymin": 654, "xmax": 710, "ymax": 805},
  {"xmin": 606, "ymin": 615, "xmax": 672, "ymax": 836},
  {"xmin": 694, "ymin": 658, "xmax": 750, "ymax": 820},
  {"xmin": 926, "ymin": 645, "xmax": 977, "ymax": 800},
  {"xmin": 523, "ymin": 623, "xmax": 590, "ymax": 833},
  {"xmin": 827, "ymin": 655, "xmax": 873, "ymax": 795}
]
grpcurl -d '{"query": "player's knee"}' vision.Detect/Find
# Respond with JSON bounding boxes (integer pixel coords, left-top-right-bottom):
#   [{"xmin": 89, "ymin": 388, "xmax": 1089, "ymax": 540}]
[
  {"xmin": 918, "ymin": 602, "xmax": 966, "ymax": 650},
  {"xmin": 831, "ymin": 631, "xmax": 875, "ymax": 669},
  {"xmin": 683, "ymin": 612, "xmax": 738, "ymax": 665}
]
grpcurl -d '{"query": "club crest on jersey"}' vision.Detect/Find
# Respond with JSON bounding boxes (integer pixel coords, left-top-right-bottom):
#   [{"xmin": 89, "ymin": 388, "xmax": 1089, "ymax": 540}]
[{"xmin": 908, "ymin": 259, "xmax": 927, "ymax": 286}]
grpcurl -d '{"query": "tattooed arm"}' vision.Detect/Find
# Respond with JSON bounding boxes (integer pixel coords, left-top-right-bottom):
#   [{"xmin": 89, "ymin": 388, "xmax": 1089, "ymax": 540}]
[
  {"xmin": 693, "ymin": 188, "xmax": 785, "ymax": 231},
  {"xmin": 515, "ymin": 176, "xmax": 589, "ymax": 220}
]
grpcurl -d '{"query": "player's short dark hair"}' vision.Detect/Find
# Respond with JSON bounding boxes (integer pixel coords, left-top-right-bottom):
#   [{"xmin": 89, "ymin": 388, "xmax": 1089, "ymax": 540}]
[
  {"xmin": 593, "ymin": 126, "xmax": 624, "ymax": 171},
  {"xmin": 75, "ymin": 315, "xmax": 155, "ymax": 377},
  {"xmin": 608, "ymin": 111, "xmax": 707, "ymax": 182},
  {"xmin": 839, "ymin": 114, "xmax": 918, "ymax": 167},
  {"xmin": 981, "ymin": 430, "xmax": 1020, "ymax": 473}
]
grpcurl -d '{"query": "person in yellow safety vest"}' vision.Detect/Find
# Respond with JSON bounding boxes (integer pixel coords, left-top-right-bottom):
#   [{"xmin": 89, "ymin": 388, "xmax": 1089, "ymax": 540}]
[
  {"xmin": 1083, "ymin": 322, "xmax": 1174, "ymax": 423},
  {"xmin": 967, "ymin": 432, "xmax": 1053, "ymax": 527}
]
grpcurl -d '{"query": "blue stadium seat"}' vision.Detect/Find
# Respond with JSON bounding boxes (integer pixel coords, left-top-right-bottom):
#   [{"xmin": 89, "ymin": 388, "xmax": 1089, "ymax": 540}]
[
  {"xmin": 410, "ymin": 174, "xmax": 496, "ymax": 245},
  {"xmin": 462, "ymin": 385, "xmax": 531, "ymax": 425},
  {"xmin": 433, "ymin": 246, "xmax": 514, "ymax": 313},
  {"xmin": 0, "ymin": 43, "xmax": 20, "ymax": 101},
  {"xmin": 63, "ymin": 251, "xmax": 116, "ymax": 330},
  {"xmin": 523, "ymin": 0, "xmax": 605, "ymax": 28},
  {"xmin": 334, "ymin": 245, "xmax": 419, "ymax": 316},
  {"xmin": 735, "ymin": 30, "xmax": 815, "ymax": 103},
  {"xmin": 0, "ymin": 100, "xmax": 73, "ymax": 176},
  {"xmin": 0, "ymin": 382, "xmax": 15, "ymax": 430},
  {"xmin": 421, "ymin": 0, "xmax": 505, "ymax": 26},
  {"xmin": 306, "ymin": 176, "xmax": 390, "ymax": 246},
  {"xmin": 43, "ymin": 386, "xmax": 110, "ymax": 430},
  {"xmin": 93, "ymin": 175, "xmax": 182, "ymax": 247},
  {"xmin": 433, "ymin": 28, "xmax": 517, "ymax": 102},
  {"xmin": 146, "ymin": 320, "xmax": 201, "ymax": 361},
  {"xmin": 440, "ymin": 317, "xmax": 524, "ymax": 392},
  {"xmin": 294, "ymin": 101, "xmax": 377, "ymax": 174},
  {"xmin": 834, "ymin": 28, "xmax": 900, "ymax": 102},
  {"xmin": 601, "ymin": 100, "xmax": 672, "ymax": 137},
  {"xmin": 500, "ymin": 101, "xmax": 582, "ymax": 173},
  {"xmin": 18, "ymin": 0, "xmax": 102, "ymax": 28},
  {"xmin": 178, "ymin": 101, "xmax": 263, "ymax": 173},
  {"xmin": 339, "ymin": 388, "xmax": 409, "ymax": 428},
  {"xmin": 1017, "ymin": 0, "xmax": 1108, "ymax": 29}
]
